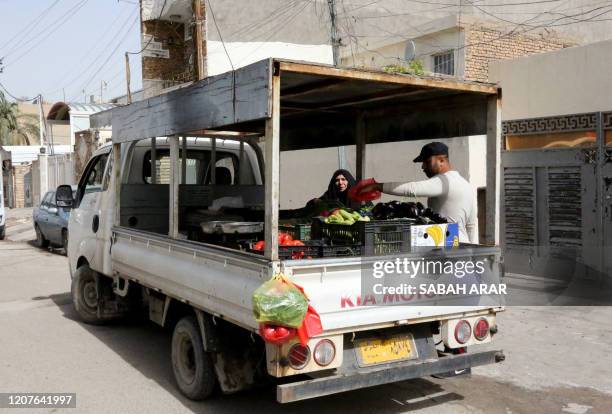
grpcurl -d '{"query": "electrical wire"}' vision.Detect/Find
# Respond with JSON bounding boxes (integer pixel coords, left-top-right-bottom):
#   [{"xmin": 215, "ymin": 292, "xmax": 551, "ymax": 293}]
[
  {"xmin": 73, "ymin": 13, "xmax": 140, "ymax": 101},
  {"xmin": 44, "ymin": 6, "xmax": 136, "ymax": 98},
  {"xmin": 0, "ymin": 82, "xmax": 41, "ymax": 102},
  {"xmin": 126, "ymin": 0, "xmax": 168, "ymax": 55},
  {"xmin": 3, "ymin": 0, "xmax": 89, "ymax": 66},
  {"xmin": 0, "ymin": 0, "xmax": 62, "ymax": 54},
  {"xmin": 206, "ymin": 0, "xmax": 234, "ymax": 71}
]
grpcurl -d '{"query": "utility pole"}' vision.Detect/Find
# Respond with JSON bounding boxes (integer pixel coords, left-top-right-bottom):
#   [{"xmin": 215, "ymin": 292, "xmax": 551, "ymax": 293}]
[
  {"xmin": 327, "ymin": 0, "xmax": 340, "ymax": 66},
  {"xmin": 125, "ymin": 52, "xmax": 132, "ymax": 104},
  {"xmin": 192, "ymin": 0, "xmax": 205, "ymax": 81}
]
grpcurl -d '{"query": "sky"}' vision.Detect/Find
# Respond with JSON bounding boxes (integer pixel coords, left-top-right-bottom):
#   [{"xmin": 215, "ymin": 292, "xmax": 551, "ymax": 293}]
[{"xmin": 0, "ymin": 0, "xmax": 143, "ymax": 104}]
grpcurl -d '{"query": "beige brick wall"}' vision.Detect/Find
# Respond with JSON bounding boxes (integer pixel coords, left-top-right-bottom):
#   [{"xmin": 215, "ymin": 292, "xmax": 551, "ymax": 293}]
[
  {"xmin": 463, "ymin": 23, "xmax": 576, "ymax": 82},
  {"xmin": 12, "ymin": 165, "xmax": 32, "ymax": 208}
]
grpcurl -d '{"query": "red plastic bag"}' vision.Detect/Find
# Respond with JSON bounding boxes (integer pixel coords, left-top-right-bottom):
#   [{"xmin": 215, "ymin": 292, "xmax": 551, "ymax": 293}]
[
  {"xmin": 348, "ymin": 178, "xmax": 381, "ymax": 202},
  {"xmin": 296, "ymin": 305, "xmax": 323, "ymax": 346}
]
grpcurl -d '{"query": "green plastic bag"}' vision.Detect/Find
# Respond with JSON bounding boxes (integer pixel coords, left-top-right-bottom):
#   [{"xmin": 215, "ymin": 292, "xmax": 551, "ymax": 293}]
[{"xmin": 252, "ymin": 276, "xmax": 308, "ymax": 328}]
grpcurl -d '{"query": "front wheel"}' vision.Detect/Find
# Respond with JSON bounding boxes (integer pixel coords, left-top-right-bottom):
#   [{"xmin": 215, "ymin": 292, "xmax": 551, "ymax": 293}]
[
  {"xmin": 71, "ymin": 264, "xmax": 107, "ymax": 325},
  {"xmin": 171, "ymin": 315, "xmax": 216, "ymax": 400},
  {"xmin": 61, "ymin": 229, "xmax": 68, "ymax": 255},
  {"xmin": 35, "ymin": 224, "xmax": 49, "ymax": 248}
]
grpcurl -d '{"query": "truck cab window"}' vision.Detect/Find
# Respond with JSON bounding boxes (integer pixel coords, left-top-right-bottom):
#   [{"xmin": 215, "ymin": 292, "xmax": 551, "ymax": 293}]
[{"xmin": 76, "ymin": 153, "xmax": 109, "ymax": 206}]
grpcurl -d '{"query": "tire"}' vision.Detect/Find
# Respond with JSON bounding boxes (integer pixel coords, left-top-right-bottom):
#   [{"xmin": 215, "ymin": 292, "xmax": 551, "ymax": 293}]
[
  {"xmin": 35, "ymin": 224, "xmax": 49, "ymax": 248},
  {"xmin": 71, "ymin": 264, "xmax": 107, "ymax": 325},
  {"xmin": 61, "ymin": 229, "xmax": 68, "ymax": 255},
  {"xmin": 0, "ymin": 225, "xmax": 5, "ymax": 240},
  {"xmin": 171, "ymin": 315, "xmax": 216, "ymax": 400}
]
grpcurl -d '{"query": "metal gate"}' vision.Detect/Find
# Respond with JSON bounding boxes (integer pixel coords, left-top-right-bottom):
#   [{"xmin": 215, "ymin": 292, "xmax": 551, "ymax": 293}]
[{"xmin": 501, "ymin": 112, "xmax": 612, "ymax": 281}]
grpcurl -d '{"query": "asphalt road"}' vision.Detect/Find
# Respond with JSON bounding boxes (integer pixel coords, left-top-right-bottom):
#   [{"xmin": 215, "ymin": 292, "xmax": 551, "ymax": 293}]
[{"xmin": 1, "ymin": 212, "xmax": 611, "ymax": 413}]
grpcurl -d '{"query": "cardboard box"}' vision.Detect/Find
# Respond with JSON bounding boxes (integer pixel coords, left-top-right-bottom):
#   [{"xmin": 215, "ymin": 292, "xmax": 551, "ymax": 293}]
[{"xmin": 410, "ymin": 223, "xmax": 459, "ymax": 247}]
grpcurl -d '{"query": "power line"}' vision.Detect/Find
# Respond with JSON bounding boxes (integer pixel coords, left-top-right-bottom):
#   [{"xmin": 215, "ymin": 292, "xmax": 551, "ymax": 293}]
[
  {"xmin": 206, "ymin": 0, "xmax": 235, "ymax": 71},
  {"xmin": 44, "ymin": 6, "xmax": 135, "ymax": 97},
  {"xmin": 73, "ymin": 13, "xmax": 140, "ymax": 101},
  {"xmin": 126, "ymin": 0, "xmax": 168, "ymax": 55},
  {"xmin": 0, "ymin": 82, "xmax": 41, "ymax": 102},
  {"xmin": 62, "ymin": 8, "xmax": 139, "ymax": 99},
  {"xmin": 3, "ymin": 0, "xmax": 90, "ymax": 69},
  {"xmin": 0, "ymin": 0, "xmax": 62, "ymax": 53}
]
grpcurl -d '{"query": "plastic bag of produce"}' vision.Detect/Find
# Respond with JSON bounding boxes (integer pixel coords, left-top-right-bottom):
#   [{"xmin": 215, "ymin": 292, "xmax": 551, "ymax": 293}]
[{"xmin": 252, "ymin": 275, "xmax": 308, "ymax": 328}]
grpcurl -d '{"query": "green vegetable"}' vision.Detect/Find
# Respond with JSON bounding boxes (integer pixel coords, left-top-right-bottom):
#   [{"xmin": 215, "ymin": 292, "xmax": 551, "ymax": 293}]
[{"xmin": 253, "ymin": 278, "xmax": 308, "ymax": 328}]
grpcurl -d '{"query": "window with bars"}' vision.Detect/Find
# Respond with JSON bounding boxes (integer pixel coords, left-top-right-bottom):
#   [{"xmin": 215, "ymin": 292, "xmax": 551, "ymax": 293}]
[{"xmin": 433, "ymin": 51, "xmax": 454, "ymax": 75}]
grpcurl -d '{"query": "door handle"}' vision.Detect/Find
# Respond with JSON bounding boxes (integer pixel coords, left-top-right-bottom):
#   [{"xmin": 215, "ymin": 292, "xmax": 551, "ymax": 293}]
[{"xmin": 92, "ymin": 215, "xmax": 100, "ymax": 233}]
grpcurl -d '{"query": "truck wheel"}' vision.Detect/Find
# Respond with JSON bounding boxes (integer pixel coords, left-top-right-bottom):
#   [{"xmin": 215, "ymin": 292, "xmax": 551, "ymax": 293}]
[
  {"xmin": 71, "ymin": 264, "xmax": 106, "ymax": 325},
  {"xmin": 35, "ymin": 224, "xmax": 49, "ymax": 248},
  {"xmin": 62, "ymin": 229, "xmax": 68, "ymax": 255},
  {"xmin": 171, "ymin": 315, "xmax": 216, "ymax": 400}
]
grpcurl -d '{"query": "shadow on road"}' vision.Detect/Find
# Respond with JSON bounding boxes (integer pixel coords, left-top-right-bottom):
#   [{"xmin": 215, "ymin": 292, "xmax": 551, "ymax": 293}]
[
  {"xmin": 26, "ymin": 240, "xmax": 66, "ymax": 256},
  {"xmin": 44, "ymin": 293, "xmax": 465, "ymax": 413}
]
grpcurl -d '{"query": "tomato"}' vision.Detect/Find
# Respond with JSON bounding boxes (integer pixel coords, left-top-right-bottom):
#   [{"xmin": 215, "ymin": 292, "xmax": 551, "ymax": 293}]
[
  {"xmin": 278, "ymin": 232, "xmax": 293, "ymax": 246},
  {"xmin": 262, "ymin": 326, "xmax": 276, "ymax": 337},
  {"xmin": 276, "ymin": 326, "xmax": 289, "ymax": 337},
  {"xmin": 253, "ymin": 241, "xmax": 265, "ymax": 251}
]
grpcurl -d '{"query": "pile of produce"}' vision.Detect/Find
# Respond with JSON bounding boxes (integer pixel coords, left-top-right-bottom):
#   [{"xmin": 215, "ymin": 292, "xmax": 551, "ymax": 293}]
[
  {"xmin": 371, "ymin": 201, "xmax": 448, "ymax": 223},
  {"xmin": 251, "ymin": 232, "xmax": 305, "ymax": 251},
  {"xmin": 253, "ymin": 274, "xmax": 323, "ymax": 345},
  {"xmin": 323, "ymin": 208, "xmax": 370, "ymax": 225}
]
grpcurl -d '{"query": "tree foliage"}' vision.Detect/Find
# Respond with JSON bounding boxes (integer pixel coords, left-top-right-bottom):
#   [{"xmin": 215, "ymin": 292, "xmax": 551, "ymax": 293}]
[{"xmin": 0, "ymin": 91, "xmax": 39, "ymax": 146}]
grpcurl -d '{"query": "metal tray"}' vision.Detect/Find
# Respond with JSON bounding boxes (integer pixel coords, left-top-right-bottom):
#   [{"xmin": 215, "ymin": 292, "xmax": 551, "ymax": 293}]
[{"xmin": 200, "ymin": 221, "xmax": 263, "ymax": 234}]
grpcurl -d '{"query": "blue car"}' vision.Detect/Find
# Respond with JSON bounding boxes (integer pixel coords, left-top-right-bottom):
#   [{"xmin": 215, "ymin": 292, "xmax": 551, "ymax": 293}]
[{"xmin": 33, "ymin": 190, "xmax": 72, "ymax": 252}]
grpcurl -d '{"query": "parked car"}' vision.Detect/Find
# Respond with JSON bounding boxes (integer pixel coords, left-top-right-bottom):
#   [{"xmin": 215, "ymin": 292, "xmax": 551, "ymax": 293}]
[{"xmin": 33, "ymin": 190, "xmax": 73, "ymax": 251}]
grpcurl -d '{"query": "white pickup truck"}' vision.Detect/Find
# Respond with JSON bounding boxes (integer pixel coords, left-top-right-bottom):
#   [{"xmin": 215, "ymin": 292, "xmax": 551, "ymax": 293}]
[{"xmin": 57, "ymin": 59, "xmax": 505, "ymax": 403}]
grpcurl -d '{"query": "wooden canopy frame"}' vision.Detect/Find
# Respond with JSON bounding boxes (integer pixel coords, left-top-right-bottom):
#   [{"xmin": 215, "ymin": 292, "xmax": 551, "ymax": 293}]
[{"xmin": 97, "ymin": 58, "xmax": 501, "ymax": 260}]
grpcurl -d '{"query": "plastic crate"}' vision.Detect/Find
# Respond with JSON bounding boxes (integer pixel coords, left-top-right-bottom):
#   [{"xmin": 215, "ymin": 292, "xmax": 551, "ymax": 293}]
[
  {"xmin": 279, "ymin": 224, "xmax": 312, "ymax": 241},
  {"xmin": 320, "ymin": 244, "xmax": 362, "ymax": 257},
  {"xmin": 312, "ymin": 218, "xmax": 412, "ymax": 256},
  {"xmin": 249, "ymin": 240, "xmax": 321, "ymax": 260}
]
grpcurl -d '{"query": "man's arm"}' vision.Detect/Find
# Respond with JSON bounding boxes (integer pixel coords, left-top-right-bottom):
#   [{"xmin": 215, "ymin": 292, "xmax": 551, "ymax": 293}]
[{"xmin": 382, "ymin": 176, "xmax": 446, "ymax": 198}]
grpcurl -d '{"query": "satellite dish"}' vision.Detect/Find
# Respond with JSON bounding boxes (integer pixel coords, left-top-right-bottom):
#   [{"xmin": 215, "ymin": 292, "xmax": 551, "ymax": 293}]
[{"xmin": 404, "ymin": 40, "xmax": 416, "ymax": 62}]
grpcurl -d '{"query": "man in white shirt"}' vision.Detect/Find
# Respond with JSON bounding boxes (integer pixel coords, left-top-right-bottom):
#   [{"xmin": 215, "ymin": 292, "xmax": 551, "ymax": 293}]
[{"xmin": 360, "ymin": 142, "xmax": 478, "ymax": 244}]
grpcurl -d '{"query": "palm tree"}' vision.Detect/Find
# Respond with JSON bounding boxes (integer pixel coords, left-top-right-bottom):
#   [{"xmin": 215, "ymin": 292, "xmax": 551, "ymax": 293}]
[{"xmin": 0, "ymin": 91, "xmax": 39, "ymax": 146}]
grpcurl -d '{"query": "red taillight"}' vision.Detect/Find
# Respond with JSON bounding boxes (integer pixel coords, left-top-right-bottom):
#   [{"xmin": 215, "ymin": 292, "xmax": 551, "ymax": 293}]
[
  {"xmin": 288, "ymin": 344, "xmax": 310, "ymax": 369},
  {"xmin": 474, "ymin": 318, "xmax": 490, "ymax": 341},
  {"xmin": 454, "ymin": 320, "xmax": 472, "ymax": 344}
]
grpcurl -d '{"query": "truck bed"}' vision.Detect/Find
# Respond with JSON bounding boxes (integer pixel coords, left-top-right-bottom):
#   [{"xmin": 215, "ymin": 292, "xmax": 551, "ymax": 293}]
[{"xmin": 111, "ymin": 227, "xmax": 503, "ymax": 333}]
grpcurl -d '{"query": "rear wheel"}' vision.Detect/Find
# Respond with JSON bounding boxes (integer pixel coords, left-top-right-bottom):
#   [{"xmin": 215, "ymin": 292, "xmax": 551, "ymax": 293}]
[
  {"xmin": 35, "ymin": 224, "xmax": 49, "ymax": 248},
  {"xmin": 171, "ymin": 315, "xmax": 216, "ymax": 400}
]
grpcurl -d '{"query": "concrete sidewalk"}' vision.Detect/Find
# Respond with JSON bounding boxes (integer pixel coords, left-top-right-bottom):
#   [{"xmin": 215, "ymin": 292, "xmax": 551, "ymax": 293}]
[{"xmin": 4, "ymin": 207, "xmax": 35, "ymax": 242}]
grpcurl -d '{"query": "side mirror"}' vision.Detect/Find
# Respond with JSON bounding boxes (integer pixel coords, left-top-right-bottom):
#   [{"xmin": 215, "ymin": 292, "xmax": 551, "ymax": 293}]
[{"xmin": 56, "ymin": 185, "xmax": 74, "ymax": 208}]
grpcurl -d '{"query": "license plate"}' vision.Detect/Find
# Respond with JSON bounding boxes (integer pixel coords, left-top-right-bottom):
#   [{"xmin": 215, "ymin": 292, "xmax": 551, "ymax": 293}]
[{"xmin": 355, "ymin": 334, "xmax": 417, "ymax": 367}]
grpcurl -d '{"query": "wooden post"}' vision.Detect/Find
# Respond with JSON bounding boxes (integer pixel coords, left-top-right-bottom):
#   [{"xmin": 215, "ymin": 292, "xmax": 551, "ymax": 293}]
[
  {"xmin": 486, "ymin": 93, "xmax": 501, "ymax": 246},
  {"xmin": 238, "ymin": 140, "xmax": 244, "ymax": 184},
  {"xmin": 210, "ymin": 137, "xmax": 216, "ymax": 184},
  {"xmin": 192, "ymin": 0, "xmax": 205, "ymax": 81},
  {"xmin": 264, "ymin": 73, "xmax": 281, "ymax": 261},
  {"xmin": 151, "ymin": 137, "xmax": 157, "ymax": 184},
  {"xmin": 113, "ymin": 143, "xmax": 122, "ymax": 226},
  {"xmin": 355, "ymin": 112, "xmax": 366, "ymax": 181},
  {"xmin": 169, "ymin": 135, "xmax": 180, "ymax": 238},
  {"xmin": 181, "ymin": 135, "xmax": 187, "ymax": 184}
]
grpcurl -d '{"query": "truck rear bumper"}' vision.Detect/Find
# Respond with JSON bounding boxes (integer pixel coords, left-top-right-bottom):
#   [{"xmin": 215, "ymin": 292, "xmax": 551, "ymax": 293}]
[{"xmin": 277, "ymin": 349, "xmax": 505, "ymax": 403}]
